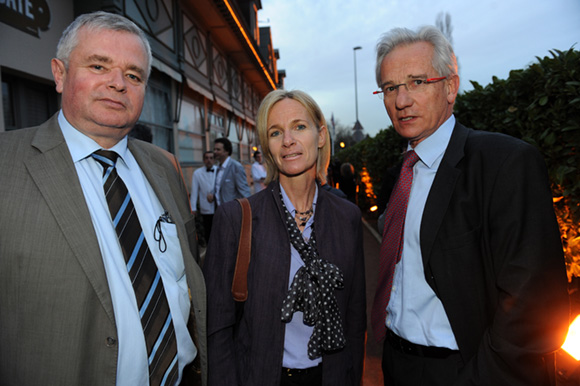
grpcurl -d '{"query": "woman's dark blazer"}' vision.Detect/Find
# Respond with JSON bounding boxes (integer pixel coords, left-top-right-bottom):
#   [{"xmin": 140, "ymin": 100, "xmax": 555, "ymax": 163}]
[{"xmin": 204, "ymin": 182, "xmax": 366, "ymax": 386}]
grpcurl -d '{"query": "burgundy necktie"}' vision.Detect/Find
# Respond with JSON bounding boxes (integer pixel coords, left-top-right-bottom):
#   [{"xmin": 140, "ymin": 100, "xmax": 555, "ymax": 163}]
[{"xmin": 371, "ymin": 149, "xmax": 420, "ymax": 342}]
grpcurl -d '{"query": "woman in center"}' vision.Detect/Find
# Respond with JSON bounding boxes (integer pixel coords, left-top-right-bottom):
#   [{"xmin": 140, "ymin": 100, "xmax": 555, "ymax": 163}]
[{"xmin": 204, "ymin": 89, "xmax": 366, "ymax": 386}]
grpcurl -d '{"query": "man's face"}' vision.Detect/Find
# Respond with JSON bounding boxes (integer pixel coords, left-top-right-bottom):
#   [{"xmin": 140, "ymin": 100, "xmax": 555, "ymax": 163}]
[
  {"xmin": 203, "ymin": 152, "xmax": 214, "ymax": 169},
  {"xmin": 51, "ymin": 27, "xmax": 148, "ymax": 148},
  {"xmin": 379, "ymin": 41, "xmax": 458, "ymax": 147},
  {"xmin": 213, "ymin": 142, "xmax": 228, "ymax": 163},
  {"xmin": 255, "ymin": 153, "xmax": 262, "ymax": 163}
]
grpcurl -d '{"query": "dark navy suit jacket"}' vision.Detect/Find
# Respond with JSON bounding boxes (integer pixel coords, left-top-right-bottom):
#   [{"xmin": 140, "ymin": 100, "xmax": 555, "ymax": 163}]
[{"xmin": 382, "ymin": 122, "xmax": 569, "ymax": 385}]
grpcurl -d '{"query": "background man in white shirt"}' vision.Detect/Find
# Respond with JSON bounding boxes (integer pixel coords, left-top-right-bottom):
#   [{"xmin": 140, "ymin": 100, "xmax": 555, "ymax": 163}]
[
  {"xmin": 191, "ymin": 151, "xmax": 216, "ymax": 245},
  {"xmin": 251, "ymin": 150, "xmax": 267, "ymax": 193}
]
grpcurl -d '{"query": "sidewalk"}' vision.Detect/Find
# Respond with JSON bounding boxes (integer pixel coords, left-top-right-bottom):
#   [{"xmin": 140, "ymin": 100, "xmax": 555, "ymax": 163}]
[{"xmin": 361, "ymin": 216, "xmax": 384, "ymax": 386}]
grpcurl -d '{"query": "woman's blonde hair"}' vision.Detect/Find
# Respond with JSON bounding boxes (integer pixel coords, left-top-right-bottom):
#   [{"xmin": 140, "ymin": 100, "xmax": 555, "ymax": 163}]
[{"xmin": 256, "ymin": 89, "xmax": 331, "ymax": 184}]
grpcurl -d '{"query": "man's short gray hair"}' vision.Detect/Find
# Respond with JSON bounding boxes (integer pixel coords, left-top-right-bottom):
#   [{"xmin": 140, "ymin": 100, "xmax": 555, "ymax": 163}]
[
  {"xmin": 375, "ymin": 25, "xmax": 457, "ymax": 86},
  {"xmin": 56, "ymin": 11, "xmax": 152, "ymax": 80}
]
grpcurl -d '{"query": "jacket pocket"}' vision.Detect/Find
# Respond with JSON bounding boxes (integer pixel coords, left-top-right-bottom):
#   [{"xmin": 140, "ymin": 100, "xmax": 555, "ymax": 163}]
[{"xmin": 440, "ymin": 226, "xmax": 481, "ymax": 251}]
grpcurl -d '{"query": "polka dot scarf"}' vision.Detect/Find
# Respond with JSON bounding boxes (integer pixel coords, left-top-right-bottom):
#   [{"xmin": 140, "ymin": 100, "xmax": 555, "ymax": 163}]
[{"xmin": 279, "ymin": 193, "xmax": 346, "ymax": 359}]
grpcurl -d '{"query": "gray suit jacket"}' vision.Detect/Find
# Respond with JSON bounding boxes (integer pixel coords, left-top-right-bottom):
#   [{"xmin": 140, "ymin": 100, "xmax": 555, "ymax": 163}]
[
  {"xmin": 0, "ymin": 114, "xmax": 207, "ymax": 386},
  {"xmin": 217, "ymin": 157, "xmax": 250, "ymax": 204}
]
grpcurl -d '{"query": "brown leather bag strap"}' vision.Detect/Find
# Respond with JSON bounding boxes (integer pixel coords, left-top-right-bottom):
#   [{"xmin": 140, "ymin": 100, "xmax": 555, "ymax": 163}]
[{"xmin": 232, "ymin": 198, "xmax": 252, "ymax": 302}]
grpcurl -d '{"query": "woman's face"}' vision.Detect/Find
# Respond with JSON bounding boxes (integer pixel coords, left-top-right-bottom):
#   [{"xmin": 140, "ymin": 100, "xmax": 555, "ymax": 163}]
[{"xmin": 266, "ymin": 98, "xmax": 326, "ymax": 181}]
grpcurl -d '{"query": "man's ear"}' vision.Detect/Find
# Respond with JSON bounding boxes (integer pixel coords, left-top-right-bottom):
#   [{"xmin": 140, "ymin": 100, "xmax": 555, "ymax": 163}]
[
  {"xmin": 446, "ymin": 74, "xmax": 460, "ymax": 105},
  {"xmin": 51, "ymin": 58, "xmax": 66, "ymax": 94}
]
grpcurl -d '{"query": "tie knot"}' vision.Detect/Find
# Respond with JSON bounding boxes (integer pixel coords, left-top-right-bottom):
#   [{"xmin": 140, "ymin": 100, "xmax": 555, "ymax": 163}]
[
  {"xmin": 402, "ymin": 150, "xmax": 420, "ymax": 169},
  {"xmin": 92, "ymin": 150, "xmax": 119, "ymax": 168}
]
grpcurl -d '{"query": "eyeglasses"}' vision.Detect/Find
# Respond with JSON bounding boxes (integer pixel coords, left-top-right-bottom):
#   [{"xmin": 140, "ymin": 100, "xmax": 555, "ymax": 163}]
[{"xmin": 373, "ymin": 76, "xmax": 447, "ymax": 100}]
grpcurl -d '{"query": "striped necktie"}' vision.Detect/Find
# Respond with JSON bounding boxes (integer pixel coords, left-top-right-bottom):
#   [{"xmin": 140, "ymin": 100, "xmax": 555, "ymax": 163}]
[
  {"xmin": 371, "ymin": 149, "xmax": 420, "ymax": 342},
  {"xmin": 92, "ymin": 150, "xmax": 179, "ymax": 385}
]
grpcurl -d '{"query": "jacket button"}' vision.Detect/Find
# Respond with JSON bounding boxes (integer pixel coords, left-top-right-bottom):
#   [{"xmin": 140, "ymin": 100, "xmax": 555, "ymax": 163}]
[{"xmin": 106, "ymin": 337, "xmax": 117, "ymax": 347}]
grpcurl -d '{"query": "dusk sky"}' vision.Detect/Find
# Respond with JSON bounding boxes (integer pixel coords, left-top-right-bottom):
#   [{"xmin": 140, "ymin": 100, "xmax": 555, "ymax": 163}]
[{"xmin": 259, "ymin": 0, "xmax": 580, "ymax": 137}]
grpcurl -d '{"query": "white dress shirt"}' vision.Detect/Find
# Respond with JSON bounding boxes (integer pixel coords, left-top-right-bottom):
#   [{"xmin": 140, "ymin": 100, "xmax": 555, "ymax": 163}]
[
  {"xmin": 251, "ymin": 161, "xmax": 267, "ymax": 193},
  {"xmin": 386, "ymin": 114, "xmax": 459, "ymax": 350},
  {"xmin": 59, "ymin": 111, "xmax": 196, "ymax": 385},
  {"xmin": 191, "ymin": 165, "xmax": 216, "ymax": 215}
]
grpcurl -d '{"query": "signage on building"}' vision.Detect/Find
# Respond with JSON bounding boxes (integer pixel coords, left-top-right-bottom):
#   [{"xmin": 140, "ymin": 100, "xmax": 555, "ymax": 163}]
[{"xmin": 1, "ymin": 0, "xmax": 51, "ymax": 38}]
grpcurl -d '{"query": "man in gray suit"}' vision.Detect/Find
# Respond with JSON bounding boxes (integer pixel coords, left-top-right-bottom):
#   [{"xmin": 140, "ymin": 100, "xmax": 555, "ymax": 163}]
[
  {"xmin": 0, "ymin": 11, "xmax": 207, "ymax": 386},
  {"xmin": 209, "ymin": 137, "xmax": 251, "ymax": 207}
]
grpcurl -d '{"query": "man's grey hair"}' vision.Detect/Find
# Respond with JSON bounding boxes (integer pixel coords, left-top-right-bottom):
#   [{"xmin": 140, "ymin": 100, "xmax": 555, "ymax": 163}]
[
  {"xmin": 375, "ymin": 25, "xmax": 457, "ymax": 86},
  {"xmin": 56, "ymin": 11, "xmax": 152, "ymax": 80}
]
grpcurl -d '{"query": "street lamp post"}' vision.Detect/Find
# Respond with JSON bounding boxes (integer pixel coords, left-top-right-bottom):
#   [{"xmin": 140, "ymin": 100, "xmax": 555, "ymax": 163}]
[{"xmin": 353, "ymin": 46, "xmax": 362, "ymax": 123}]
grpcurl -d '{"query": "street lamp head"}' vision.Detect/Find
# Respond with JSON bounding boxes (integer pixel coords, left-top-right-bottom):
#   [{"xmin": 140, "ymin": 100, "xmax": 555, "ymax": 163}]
[{"xmin": 353, "ymin": 46, "xmax": 362, "ymax": 51}]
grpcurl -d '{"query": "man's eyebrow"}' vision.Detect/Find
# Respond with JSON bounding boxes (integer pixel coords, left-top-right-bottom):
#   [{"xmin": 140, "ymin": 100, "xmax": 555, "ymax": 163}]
[
  {"xmin": 86, "ymin": 54, "xmax": 146, "ymax": 79},
  {"xmin": 86, "ymin": 54, "xmax": 112, "ymax": 64},
  {"xmin": 127, "ymin": 64, "xmax": 147, "ymax": 79},
  {"xmin": 380, "ymin": 73, "xmax": 429, "ymax": 88}
]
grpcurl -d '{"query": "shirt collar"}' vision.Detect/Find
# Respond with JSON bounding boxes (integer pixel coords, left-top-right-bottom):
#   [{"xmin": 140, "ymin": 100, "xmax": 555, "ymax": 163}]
[
  {"xmin": 411, "ymin": 114, "xmax": 455, "ymax": 168},
  {"xmin": 219, "ymin": 156, "xmax": 231, "ymax": 169},
  {"xmin": 58, "ymin": 110, "xmax": 129, "ymax": 164}
]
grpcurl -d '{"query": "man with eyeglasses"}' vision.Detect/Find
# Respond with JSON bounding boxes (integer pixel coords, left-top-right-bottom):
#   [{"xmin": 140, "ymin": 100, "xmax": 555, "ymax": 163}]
[{"xmin": 371, "ymin": 26, "xmax": 569, "ymax": 385}]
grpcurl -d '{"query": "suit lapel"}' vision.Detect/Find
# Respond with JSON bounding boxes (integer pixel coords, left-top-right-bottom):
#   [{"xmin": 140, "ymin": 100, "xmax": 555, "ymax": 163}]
[
  {"xmin": 218, "ymin": 160, "xmax": 233, "ymax": 201},
  {"xmin": 26, "ymin": 117, "xmax": 115, "ymax": 323},
  {"xmin": 129, "ymin": 142, "xmax": 182, "ymax": 226},
  {"xmin": 420, "ymin": 122, "xmax": 468, "ymax": 266},
  {"xmin": 224, "ymin": 160, "xmax": 233, "ymax": 175}
]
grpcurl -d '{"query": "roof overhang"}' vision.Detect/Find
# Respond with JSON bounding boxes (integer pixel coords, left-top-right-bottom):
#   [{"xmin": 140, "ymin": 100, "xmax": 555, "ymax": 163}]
[{"xmin": 186, "ymin": 0, "xmax": 277, "ymax": 97}]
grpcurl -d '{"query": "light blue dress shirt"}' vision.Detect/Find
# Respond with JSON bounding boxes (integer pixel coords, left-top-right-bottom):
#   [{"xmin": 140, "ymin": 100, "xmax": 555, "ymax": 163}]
[
  {"xmin": 280, "ymin": 184, "xmax": 323, "ymax": 369},
  {"xmin": 386, "ymin": 115, "xmax": 459, "ymax": 350},
  {"xmin": 59, "ymin": 112, "xmax": 196, "ymax": 385}
]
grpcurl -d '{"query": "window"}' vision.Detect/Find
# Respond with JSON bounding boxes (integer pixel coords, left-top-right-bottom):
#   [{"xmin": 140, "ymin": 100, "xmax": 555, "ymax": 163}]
[
  {"xmin": 139, "ymin": 72, "xmax": 172, "ymax": 150},
  {"xmin": 177, "ymin": 99, "xmax": 204, "ymax": 163},
  {"xmin": 2, "ymin": 71, "xmax": 58, "ymax": 131}
]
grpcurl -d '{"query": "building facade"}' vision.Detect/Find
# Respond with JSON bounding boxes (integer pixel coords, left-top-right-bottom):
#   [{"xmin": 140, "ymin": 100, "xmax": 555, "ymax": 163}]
[{"xmin": 0, "ymin": 0, "xmax": 283, "ymax": 185}]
